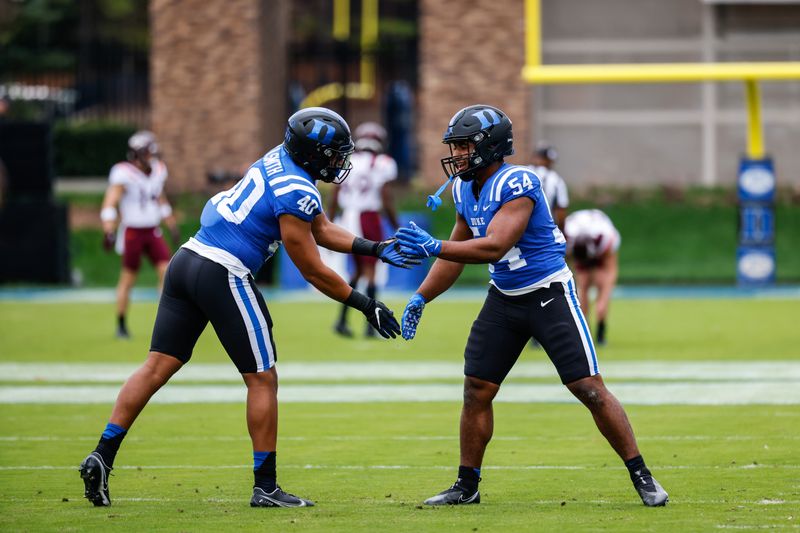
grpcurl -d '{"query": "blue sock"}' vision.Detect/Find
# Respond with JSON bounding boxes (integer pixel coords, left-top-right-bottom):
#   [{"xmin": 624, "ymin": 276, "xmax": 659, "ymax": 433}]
[
  {"xmin": 94, "ymin": 422, "xmax": 127, "ymax": 467},
  {"xmin": 254, "ymin": 451, "xmax": 276, "ymax": 491}
]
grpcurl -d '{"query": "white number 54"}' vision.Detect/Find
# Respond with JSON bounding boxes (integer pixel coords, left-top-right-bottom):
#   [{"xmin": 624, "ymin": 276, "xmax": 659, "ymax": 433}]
[{"xmin": 508, "ymin": 174, "xmax": 534, "ymax": 196}]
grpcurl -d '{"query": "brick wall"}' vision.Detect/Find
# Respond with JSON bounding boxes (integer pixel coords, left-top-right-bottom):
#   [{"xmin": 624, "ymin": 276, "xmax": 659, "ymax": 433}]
[
  {"xmin": 150, "ymin": 0, "xmax": 288, "ymax": 191},
  {"xmin": 418, "ymin": 0, "xmax": 531, "ymax": 185}
]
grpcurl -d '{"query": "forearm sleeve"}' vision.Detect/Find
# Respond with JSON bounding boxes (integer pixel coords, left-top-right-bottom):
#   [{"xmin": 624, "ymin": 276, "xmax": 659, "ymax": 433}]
[{"xmin": 352, "ymin": 237, "xmax": 379, "ymax": 257}]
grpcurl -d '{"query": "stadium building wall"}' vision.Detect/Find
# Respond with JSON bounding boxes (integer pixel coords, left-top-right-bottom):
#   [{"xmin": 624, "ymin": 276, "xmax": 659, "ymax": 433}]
[
  {"xmin": 418, "ymin": 0, "xmax": 800, "ymax": 188},
  {"xmin": 418, "ymin": 0, "xmax": 531, "ymax": 186},
  {"xmin": 150, "ymin": 0, "xmax": 289, "ymax": 192}
]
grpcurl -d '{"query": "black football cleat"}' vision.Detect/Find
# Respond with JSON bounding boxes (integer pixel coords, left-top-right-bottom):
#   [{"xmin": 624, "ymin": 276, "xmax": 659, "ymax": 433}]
[
  {"xmin": 333, "ymin": 322, "xmax": 353, "ymax": 338},
  {"xmin": 115, "ymin": 326, "xmax": 130, "ymax": 340},
  {"xmin": 250, "ymin": 486, "xmax": 314, "ymax": 508},
  {"xmin": 423, "ymin": 481, "xmax": 480, "ymax": 505},
  {"xmin": 79, "ymin": 452, "xmax": 111, "ymax": 506},
  {"xmin": 632, "ymin": 472, "xmax": 669, "ymax": 507}
]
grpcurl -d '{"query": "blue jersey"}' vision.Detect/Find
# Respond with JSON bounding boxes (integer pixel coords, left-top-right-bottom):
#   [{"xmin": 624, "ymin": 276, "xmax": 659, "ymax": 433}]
[
  {"xmin": 452, "ymin": 163, "xmax": 567, "ymax": 291},
  {"xmin": 194, "ymin": 146, "xmax": 323, "ymax": 274}
]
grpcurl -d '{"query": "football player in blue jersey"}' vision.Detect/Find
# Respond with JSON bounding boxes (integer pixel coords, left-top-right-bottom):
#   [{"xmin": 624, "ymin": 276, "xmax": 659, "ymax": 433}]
[
  {"xmin": 79, "ymin": 107, "xmax": 418, "ymax": 509},
  {"xmin": 396, "ymin": 105, "xmax": 668, "ymax": 508}
]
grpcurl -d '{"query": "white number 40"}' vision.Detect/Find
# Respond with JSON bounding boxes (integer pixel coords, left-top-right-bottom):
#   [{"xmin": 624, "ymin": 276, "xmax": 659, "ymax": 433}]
[{"xmin": 297, "ymin": 195, "xmax": 319, "ymax": 215}]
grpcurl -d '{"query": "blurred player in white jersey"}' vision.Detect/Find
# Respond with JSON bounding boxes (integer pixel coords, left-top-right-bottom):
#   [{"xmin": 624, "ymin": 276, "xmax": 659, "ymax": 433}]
[
  {"xmin": 531, "ymin": 142, "xmax": 569, "ymax": 231},
  {"xmin": 328, "ymin": 122, "xmax": 400, "ymax": 337},
  {"xmin": 564, "ymin": 209, "xmax": 621, "ymax": 346},
  {"xmin": 100, "ymin": 131, "xmax": 179, "ymax": 339}
]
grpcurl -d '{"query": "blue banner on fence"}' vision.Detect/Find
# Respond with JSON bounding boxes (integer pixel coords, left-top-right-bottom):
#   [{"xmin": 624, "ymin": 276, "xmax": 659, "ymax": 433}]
[
  {"xmin": 738, "ymin": 158, "xmax": 775, "ymax": 203},
  {"xmin": 737, "ymin": 246, "xmax": 776, "ymax": 286},
  {"xmin": 737, "ymin": 157, "xmax": 776, "ymax": 287}
]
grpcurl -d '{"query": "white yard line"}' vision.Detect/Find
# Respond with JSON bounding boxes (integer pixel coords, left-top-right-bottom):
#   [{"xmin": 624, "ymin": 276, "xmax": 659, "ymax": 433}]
[
  {"xmin": 2, "ymin": 361, "xmax": 800, "ymax": 382},
  {"xmin": 0, "ymin": 464, "xmax": 798, "ymax": 471},
  {"xmin": 1, "ymin": 381, "xmax": 800, "ymax": 404},
  {"xmin": 2, "ymin": 361, "xmax": 799, "ymax": 404}
]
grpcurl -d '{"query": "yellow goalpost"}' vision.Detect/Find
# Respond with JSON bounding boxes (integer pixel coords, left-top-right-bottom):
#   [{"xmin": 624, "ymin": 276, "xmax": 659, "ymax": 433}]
[{"xmin": 522, "ymin": 0, "xmax": 800, "ymax": 158}]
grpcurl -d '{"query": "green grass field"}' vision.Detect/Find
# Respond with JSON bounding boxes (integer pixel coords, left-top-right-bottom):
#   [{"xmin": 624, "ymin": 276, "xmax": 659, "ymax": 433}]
[{"xmin": 1, "ymin": 296, "xmax": 798, "ymax": 531}]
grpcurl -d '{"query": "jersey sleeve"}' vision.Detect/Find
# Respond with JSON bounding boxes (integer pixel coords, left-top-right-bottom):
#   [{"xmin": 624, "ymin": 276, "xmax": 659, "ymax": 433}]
[
  {"xmin": 156, "ymin": 160, "xmax": 169, "ymax": 180},
  {"xmin": 378, "ymin": 156, "xmax": 398, "ymax": 184},
  {"xmin": 271, "ymin": 180, "xmax": 324, "ymax": 222},
  {"xmin": 495, "ymin": 167, "xmax": 539, "ymax": 206},
  {"xmin": 108, "ymin": 163, "xmax": 130, "ymax": 186}
]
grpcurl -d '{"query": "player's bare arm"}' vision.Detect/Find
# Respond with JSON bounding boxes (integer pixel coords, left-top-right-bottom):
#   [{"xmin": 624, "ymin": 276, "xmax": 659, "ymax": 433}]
[
  {"xmin": 100, "ymin": 184, "xmax": 124, "ymax": 234},
  {"xmin": 310, "ymin": 212, "xmax": 360, "ymax": 253},
  {"xmin": 281, "ymin": 214, "xmax": 354, "ymax": 302},
  {"xmin": 438, "ymin": 196, "xmax": 533, "ymax": 264},
  {"xmin": 416, "ymin": 214, "xmax": 471, "ymax": 302},
  {"xmin": 157, "ymin": 191, "xmax": 180, "ymax": 242},
  {"xmin": 553, "ymin": 207, "xmax": 567, "ymax": 233},
  {"xmin": 312, "ymin": 211, "xmax": 418, "ymax": 269}
]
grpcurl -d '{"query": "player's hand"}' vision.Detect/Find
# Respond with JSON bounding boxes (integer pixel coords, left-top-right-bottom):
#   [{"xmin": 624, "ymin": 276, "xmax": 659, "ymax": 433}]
[
  {"xmin": 362, "ymin": 298, "xmax": 401, "ymax": 339},
  {"xmin": 401, "ymin": 293, "xmax": 426, "ymax": 340},
  {"xmin": 102, "ymin": 232, "xmax": 116, "ymax": 253},
  {"xmin": 376, "ymin": 239, "xmax": 422, "ymax": 269},
  {"xmin": 395, "ymin": 221, "xmax": 442, "ymax": 258}
]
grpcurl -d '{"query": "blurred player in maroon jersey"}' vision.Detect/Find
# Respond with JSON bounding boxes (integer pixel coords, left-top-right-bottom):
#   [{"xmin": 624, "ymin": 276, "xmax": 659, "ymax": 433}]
[
  {"xmin": 328, "ymin": 122, "xmax": 400, "ymax": 338},
  {"xmin": 564, "ymin": 209, "xmax": 621, "ymax": 346},
  {"xmin": 100, "ymin": 131, "xmax": 180, "ymax": 339}
]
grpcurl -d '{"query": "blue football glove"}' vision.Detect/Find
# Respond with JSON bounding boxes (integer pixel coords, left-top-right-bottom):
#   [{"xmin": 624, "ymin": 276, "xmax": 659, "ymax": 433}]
[
  {"xmin": 401, "ymin": 293, "xmax": 426, "ymax": 340},
  {"xmin": 376, "ymin": 239, "xmax": 422, "ymax": 269},
  {"xmin": 395, "ymin": 221, "xmax": 442, "ymax": 258}
]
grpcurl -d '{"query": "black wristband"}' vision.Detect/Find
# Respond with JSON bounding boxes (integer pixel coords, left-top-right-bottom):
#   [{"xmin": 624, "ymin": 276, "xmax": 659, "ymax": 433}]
[
  {"xmin": 352, "ymin": 237, "xmax": 380, "ymax": 257},
  {"xmin": 344, "ymin": 289, "xmax": 371, "ymax": 312}
]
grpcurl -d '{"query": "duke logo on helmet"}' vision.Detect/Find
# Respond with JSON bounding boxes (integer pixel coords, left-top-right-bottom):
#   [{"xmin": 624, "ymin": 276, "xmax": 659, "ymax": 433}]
[
  {"xmin": 471, "ymin": 109, "xmax": 501, "ymax": 129},
  {"xmin": 308, "ymin": 119, "xmax": 335, "ymax": 144}
]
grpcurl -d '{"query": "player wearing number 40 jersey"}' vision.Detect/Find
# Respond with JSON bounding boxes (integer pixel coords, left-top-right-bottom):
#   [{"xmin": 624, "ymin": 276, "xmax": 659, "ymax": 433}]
[
  {"xmin": 79, "ymin": 107, "xmax": 418, "ymax": 510},
  {"xmin": 395, "ymin": 104, "xmax": 668, "ymax": 508}
]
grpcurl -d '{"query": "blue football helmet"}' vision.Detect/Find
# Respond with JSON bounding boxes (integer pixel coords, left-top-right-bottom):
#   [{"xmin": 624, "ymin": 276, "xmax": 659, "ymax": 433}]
[
  {"xmin": 284, "ymin": 107, "xmax": 355, "ymax": 183},
  {"xmin": 441, "ymin": 104, "xmax": 514, "ymax": 182}
]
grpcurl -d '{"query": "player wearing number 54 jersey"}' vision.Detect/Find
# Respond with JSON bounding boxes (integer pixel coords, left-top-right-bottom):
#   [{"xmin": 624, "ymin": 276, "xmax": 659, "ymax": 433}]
[
  {"xmin": 79, "ymin": 108, "xmax": 418, "ymax": 510},
  {"xmin": 395, "ymin": 105, "xmax": 668, "ymax": 508}
]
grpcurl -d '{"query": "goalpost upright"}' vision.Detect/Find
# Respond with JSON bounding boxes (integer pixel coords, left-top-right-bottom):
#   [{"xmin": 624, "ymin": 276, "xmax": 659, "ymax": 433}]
[{"xmin": 522, "ymin": 0, "xmax": 800, "ymax": 285}]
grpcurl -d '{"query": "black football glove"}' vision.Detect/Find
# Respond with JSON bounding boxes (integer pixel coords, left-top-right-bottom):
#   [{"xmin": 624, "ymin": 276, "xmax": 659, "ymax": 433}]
[
  {"xmin": 363, "ymin": 298, "xmax": 401, "ymax": 339},
  {"xmin": 353, "ymin": 237, "xmax": 421, "ymax": 269},
  {"xmin": 376, "ymin": 239, "xmax": 422, "ymax": 269},
  {"xmin": 345, "ymin": 290, "xmax": 401, "ymax": 339}
]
